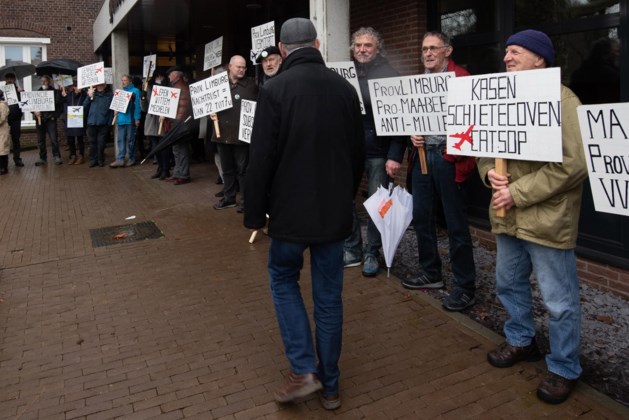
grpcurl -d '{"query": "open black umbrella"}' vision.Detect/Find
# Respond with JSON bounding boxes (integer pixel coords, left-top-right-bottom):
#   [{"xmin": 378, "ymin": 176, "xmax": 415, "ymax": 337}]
[
  {"xmin": 0, "ymin": 61, "xmax": 36, "ymax": 79},
  {"xmin": 141, "ymin": 116, "xmax": 193, "ymax": 164},
  {"xmin": 36, "ymin": 58, "xmax": 83, "ymax": 76}
]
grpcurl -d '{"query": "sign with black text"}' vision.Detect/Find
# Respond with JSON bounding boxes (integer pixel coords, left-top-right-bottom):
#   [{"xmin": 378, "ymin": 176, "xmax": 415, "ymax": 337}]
[
  {"xmin": 147, "ymin": 85, "xmax": 180, "ymax": 119},
  {"xmin": 109, "ymin": 89, "xmax": 132, "ymax": 113},
  {"xmin": 577, "ymin": 103, "xmax": 629, "ymax": 216},
  {"xmin": 1, "ymin": 83, "xmax": 19, "ymax": 106},
  {"xmin": 250, "ymin": 21, "xmax": 275, "ymax": 63},
  {"xmin": 19, "ymin": 90, "xmax": 55, "ymax": 112},
  {"xmin": 446, "ymin": 67, "xmax": 562, "ymax": 162},
  {"xmin": 77, "ymin": 62, "xmax": 105, "ymax": 89},
  {"xmin": 189, "ymin": 72, "xmax": 232, "ymax": 119},
  {"xmin": 204, "ymin": 36, "xmax": 223, "ymax": 71},
  {"xmin": 368, "ymin": 72, "xmax": 454, "ymax": 136},
  {"xmin": 143, "ymin": 54, "xmax": 156, "ymax": 79},
  {"xmin": 67, "ymin": 106, "xmax": 84, "ymax": 128},
  {"xmin": 238, "ymin": 99, "xmax": 256, "ymax": 143},
  {"xmin": 327, "ymin": 61, "xmax": 365, "ymax": 114}
]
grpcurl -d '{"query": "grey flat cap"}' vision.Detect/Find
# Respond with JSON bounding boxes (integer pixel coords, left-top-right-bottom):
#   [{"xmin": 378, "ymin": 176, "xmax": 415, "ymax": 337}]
[{"xmin": 280, "ymin": 18, "xmax": 317, "ymax": 44}]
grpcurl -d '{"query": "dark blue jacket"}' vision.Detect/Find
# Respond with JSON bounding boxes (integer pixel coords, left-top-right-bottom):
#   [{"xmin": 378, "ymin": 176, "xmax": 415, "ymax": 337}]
[{"xmin": 83, "ymin": 89, "xmax": 114, "ymax": 126}]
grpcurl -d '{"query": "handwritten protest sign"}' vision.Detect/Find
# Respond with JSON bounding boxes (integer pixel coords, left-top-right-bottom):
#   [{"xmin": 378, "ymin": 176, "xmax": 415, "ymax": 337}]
[
  {"xmin": 189, "ymin": 72, "xmax": 232, "ymax": 119},
  {"xmin": 577, "ymin": 102, "xmax": 629, "ymax": 216},
  {"xmin": 368, "ymin": 72, "xmax": 454, "ymax": 136},
  {"xmin": 446, "ymin": 67, "xmax": 562, "ymax": 162},
  {"xmin": 327, "ymin": 61, "xmax": 365, "ymax": 114},
  {"xmin": 19, "ymin": 91, "xmax": 55, "ymax": 112},
  {"xmin": 109, "ymin": 89, "xmax": 132, "ymax": 113},
  {"xmin": 1, "ymin": 83, "xmax": 19, "ymax": 106},
  {"xmin": 143, "ymin": 54, "xmax": 156, "ymax": 79},
  {"xmin": 104, "ymin": 68, "xmax": 114, "ymax": 85},
  {"xmin": 53, "ymin": 74, "xmax": 73, "ymax": 90},
  {"xmin": 238, "ymin": 99, "xmax": 256, "ymax": 143},
  {"xmin": 147, "ymin": 85, "xmax": 180, "ymax": 119},
  {"xmin": 77, "ymin": 62, "xmax": 105, "ymax": 89},
  {"xmin": 67, "ymin": 106, "xmax": 84, "ymax": 128},
  {"xmin": 250, "ymin": 21, "xmax": 275, "ymax": 63},
  {"xmin": 204, "ymin": 36, "xmax": 223, "ymax": 71}
]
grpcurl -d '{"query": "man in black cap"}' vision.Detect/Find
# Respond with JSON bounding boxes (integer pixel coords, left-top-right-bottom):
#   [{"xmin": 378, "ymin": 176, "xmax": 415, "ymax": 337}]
[
  {"xmin": 478, "ymin": 29, "xmax": 586, "ymax": 405},
  {"xmin": 256, "ymin": 46, "xmax": 282, "ymax": 87},
  {"xmin": 245, "ymin": 17, "xmax": 364, "ymax": 410}
]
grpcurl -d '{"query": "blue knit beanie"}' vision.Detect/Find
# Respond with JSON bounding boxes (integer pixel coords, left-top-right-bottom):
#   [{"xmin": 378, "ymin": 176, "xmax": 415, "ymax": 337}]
[{"xmin": 506, "ymin": 29, "xmax": 555, "ymax": 66}]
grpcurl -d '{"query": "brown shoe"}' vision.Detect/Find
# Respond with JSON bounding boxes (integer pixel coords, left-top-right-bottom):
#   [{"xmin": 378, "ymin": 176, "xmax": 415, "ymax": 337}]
[
  {"xmin": 273, "ymin": 372, "xmax": 322, "ymax": 403},
  {"xmin": 68, "ymin": 156, "xmax": 77, "ymax": 165},
  {"xmin": 487, "ymin": 339, "xmax": 542, "ymax": 368},
  {"xmin": 537, "ymin": 371, "xmax": 578, "ymax": 404},
  {"xmin": 75, "ymin": 156, "xmax": 84, "ymax": 165}
]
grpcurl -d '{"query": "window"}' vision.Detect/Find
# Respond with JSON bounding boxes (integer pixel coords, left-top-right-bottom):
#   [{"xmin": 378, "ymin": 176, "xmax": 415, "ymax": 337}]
[{"xmin": 0, "ymin": 37, "xmax": 50, "ymax": 127}]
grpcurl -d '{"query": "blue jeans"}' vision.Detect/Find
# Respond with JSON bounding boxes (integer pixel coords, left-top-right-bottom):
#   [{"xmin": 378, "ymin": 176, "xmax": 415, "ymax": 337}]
[
  {"xmin": 116, "ymin": 124, "xmax": 137, "ymax": 162},
  {"xmin": 269, "ymin": 239, "xmax": 344, "ymax": 396},
  {"xmin": 495, "ymin": 234, "xmax": 582, "ymax": 379},
  {"xmin": 411, "ymin": 145, "xmax": 475, "ymax": 292},
  {"xmin": 345, "ymin": 157, "xmax": 388, "ymax": 258}
]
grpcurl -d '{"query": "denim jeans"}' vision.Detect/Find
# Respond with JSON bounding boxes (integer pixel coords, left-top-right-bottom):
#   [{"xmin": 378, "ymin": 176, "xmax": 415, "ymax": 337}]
[
  {"xmin": 344, "ymin": 157, "xmax": 388, "ymax": 258},
  {"xmin": 116, "ymin": 124, "xmax": 137, "ymax": 162},
  {"xmin": 36, "ymin": 118, "xmax": 60, "ymax": 160},
  {"xmin": 411, "ymin": 146, "xmax": 475, "ymax": 292},
  {"xmin": 495, "ymin": 234, "xmax": 582, "ymax": 379},
  {"xmin": 268, "ymin": 238, "xmax": 344, "ymax": 396}
]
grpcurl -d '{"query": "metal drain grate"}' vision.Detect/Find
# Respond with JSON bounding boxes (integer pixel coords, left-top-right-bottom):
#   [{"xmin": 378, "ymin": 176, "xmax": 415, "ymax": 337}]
[{"xmin": 90, "ymin": 221, "xmax": 164, "ymax": 247}]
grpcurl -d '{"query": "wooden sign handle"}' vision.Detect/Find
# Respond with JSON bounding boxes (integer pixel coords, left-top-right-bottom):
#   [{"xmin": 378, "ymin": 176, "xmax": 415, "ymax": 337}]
[
  {"xmin": 418, "ymin": 145, "xmax": 428, "ymax": 175},
  {"xmin": 214, "ymin": 118, "xmax": 221, "ymax": 138},
  {"xmin": 495, "ymin": 158, "xmax": 508, "ymax": 218},
  {"xmin": 158, "ymin": 118, "xmax": 164, "ymax": 135}
]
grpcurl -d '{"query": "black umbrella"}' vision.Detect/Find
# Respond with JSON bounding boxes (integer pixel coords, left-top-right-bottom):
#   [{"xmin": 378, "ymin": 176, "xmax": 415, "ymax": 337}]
[
  {"xmin": 0, "ymin": 61, "xmax": 36, "ymax": 79},
  {"xmin": 36, "ymin": 58, "xmax": 83, "ymax": 76},
  {"xmin": 141, "ymin": 116, "xmax": 193, "ymax": 164}
]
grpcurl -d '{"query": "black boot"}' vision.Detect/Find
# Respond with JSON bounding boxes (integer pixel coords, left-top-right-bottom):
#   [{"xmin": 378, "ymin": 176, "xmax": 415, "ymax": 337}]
[
  {"xmin": 0, "ymin": 155, "xmax": 8, "ymax": 175},
  {"xmin": 151, "ymin": 166, "xmax": 162, "ymax": 179}
]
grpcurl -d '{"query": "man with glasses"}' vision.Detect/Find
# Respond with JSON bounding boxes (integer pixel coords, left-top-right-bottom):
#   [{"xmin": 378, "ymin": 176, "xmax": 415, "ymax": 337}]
[
  {"xmin": 110, "ymin": 74, "xmax": 141, "ymax": 167},
  {"xmin": 402, "ymin": 31, "xmax": 477, "ymax": 313}
]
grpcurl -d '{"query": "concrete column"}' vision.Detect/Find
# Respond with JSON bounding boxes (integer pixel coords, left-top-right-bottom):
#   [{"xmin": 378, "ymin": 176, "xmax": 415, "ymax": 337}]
[
  {"xmin": 111, "ymin": 30, "xmax": 129, "ymax": 159},
  {"xmin": 310, "ymin": 0, "xmax": 350, "ymax": 61}
]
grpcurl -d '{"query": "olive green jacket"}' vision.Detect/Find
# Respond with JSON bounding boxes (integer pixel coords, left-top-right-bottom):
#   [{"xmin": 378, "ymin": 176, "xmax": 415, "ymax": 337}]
[{"xmin": 477, "ymin": 85, "xmax": 587, "ymax": 249}]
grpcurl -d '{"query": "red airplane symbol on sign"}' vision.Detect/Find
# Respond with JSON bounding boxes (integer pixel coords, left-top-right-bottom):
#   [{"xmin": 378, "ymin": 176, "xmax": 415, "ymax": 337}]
[
  {"xmin": 152, "ymin": 88, "xmax": 158, "ymax": 96},
  {"xmin": 114, "ymin": 90, "xmax": 120, "ymax": 96},
  {"xmin": 96, "ymin": 67, "xmax": 103, "ymax": 73},
  {"xmin": 450, "ymin": 125, "xmax": 475, "ymax": 151},
  {"xmin": 126, "ymin": 93, "xmax": 131, "ymax": 99},
  {"xmin": 170, "ymin": 92, "xmax": 178, "ymax": 99}
]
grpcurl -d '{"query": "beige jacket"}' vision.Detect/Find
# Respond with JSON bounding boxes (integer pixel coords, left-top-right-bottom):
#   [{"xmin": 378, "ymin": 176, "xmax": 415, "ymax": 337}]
[
  {"xmin": 477, "ymin": 85, "xmax": 587, "ymax": 249},
  {"xmin": 0, "ymin": 101, "xmax": 10, "ymax": 156}
]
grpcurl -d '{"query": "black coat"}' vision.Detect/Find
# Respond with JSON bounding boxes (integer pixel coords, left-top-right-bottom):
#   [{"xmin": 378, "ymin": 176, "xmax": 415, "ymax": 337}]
[{"xmin": 244, "ymin": 47, "xmax": 365, "ymax": 244}]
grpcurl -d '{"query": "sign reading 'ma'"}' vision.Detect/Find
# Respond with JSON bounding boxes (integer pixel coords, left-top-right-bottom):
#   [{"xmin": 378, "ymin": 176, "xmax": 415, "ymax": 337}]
[
  {"xmin": 578, "ymin": 102, "xmax": 629, "ymax": 216},
  {"xmin": 446, "ymin": 67, "xmax": 562, "ymax": 162}
]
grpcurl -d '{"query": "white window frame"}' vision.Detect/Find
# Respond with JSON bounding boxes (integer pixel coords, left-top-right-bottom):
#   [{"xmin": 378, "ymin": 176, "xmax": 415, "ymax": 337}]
[{"xmin": 0, "ymin": 37, "xmax": 50, "ymax": 128}]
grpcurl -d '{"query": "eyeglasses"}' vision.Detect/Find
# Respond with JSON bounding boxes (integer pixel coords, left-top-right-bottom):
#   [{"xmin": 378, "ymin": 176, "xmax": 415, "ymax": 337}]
[{"xmin": 421, "ymin": 45, "xmax": 448, "ymax": 53}]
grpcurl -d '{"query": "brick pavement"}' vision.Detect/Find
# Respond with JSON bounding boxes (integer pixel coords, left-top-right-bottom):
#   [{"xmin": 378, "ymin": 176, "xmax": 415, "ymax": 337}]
[{"xmin": 0, "ymin": 148, "xmax": 627, "ymax": 419}]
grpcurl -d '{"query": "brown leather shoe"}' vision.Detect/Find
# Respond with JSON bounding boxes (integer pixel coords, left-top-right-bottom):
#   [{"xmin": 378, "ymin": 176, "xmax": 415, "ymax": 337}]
[
  {"xmin": 75, "ymin": 156, "xmax": 84, "ymax": 165},
  {"xmin": 487, "ymin": 339, "xmax": 543, "ymax": 368},
  {"xmin": 273, "ymin": 372, "xmax": 323, "ymax": 403},
  {"xmin": 537, "ymin": 371, "xmax": 578, "ymax": 404}
]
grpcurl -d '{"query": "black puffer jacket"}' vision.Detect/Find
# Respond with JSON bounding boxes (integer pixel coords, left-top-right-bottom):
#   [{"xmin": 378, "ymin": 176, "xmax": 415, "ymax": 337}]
[{"xmin": 244, "ymin": 47, "xmax": 365, "ymax": 244}]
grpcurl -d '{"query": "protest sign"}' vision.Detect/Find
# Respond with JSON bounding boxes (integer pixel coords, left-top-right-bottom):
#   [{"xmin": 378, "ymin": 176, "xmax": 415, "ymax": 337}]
[
  {"xmin": 67, "ymin": 105, "xmax": 84, "ymax": 128},
  {"xmin": 327, "ymin": 61, "xmax": 365, "ymax": 115},
  {"xmin": 109, "ymin": 89, "xmax": 132, "ymax": 113},
  {"xmin": 147, "ymin": 85, "xmax": 180, "ymax": 119},
  {"xmin": 19, "ymin": 91, "xmax": 55, "ymax": 112},
  {"xmin": 189, "ymin": 72, "xmax": 232, "ymax": 119},
  {"xmin": 53, "ymin": 74, "xmax": 73, "ymax": 90},
  {"xmin": 250, "ymin": 21, "xmax": 275, "ymax": 63},
  {"xmin": 204, "ymin": 36, "xmax": 223, "ymax": 71},
  {"xmin": 143, "ymin": 54, "xmax": 157, "ymax": 79},
  {"xmin": 446, "ymin": 67, "xmax": 562, "ymax": 162},
  {"xmin": 238, "ymin": 99, "xmax": 256, "ymax": 143},
  {"xmin": 368, "ymin": 72, "xmax": 454, "ymax": 136},
  {"xmin": 577, "ymin": 102, "xmax": 629, "ymax": 216},
  {"xmin": 104, "ymin": 68, "xmax": 114, "ymax": 85},
  {"xmin": 1, "ymin": 83, "xmax": 19, "ymax": 106},
  {"xmin": 77, "ymin": 62, "xmax": 105, "ymax": 88}
]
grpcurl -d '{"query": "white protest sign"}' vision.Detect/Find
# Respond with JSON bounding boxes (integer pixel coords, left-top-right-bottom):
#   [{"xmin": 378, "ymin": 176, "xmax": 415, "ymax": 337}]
[
  {"xmin": 239, "ymin": 99, "xmax": 256, "ymax": 143},
  {"xmin": 1, "ymin": 83, "xmax": 19, "ymax": 106},
  {"xmin": 368, "ymin": 72, "xmax": 454, "ymax": 136},
  {"xmin": 53, "ymin": 74, "xmax": 73, "ymax": 89},
  {"xmin": 446, "ymin": 67, "xmax": 562, "ymax": 162},
  {"xmin": 109, "ymin": 89, "xmax": 132, "ymax": 113},
  {"xmin": 67, "ymin": 105, "xmax": 84, "ymax": 128},
  {"xmin": 577, "ymin": 103, "xmax": 629, "ymax": 216},
  {"xmin": 189, "ymin": 72, "xmax": 232, "ymax": 119},
  {"xmin": 147, "ymin": 85, "xmax": 181, "ymax": 119},
  {"xmin": 204, "ymin": 36, "xmax": 223, "ymax": 71},
  {"xmin": 104, "ymin": 68, "xmax": 114, "ymax": 85},
  {"xmin": 250, "ymin": 21, "xmax": 275, "ymax": 63},
  {"xmin": 143, "ymin": 54, "xmax": 157, "ymax": 78},
  {"xmin": 327, "ymin": 61, "xmax": 365, "ymax": 115},
  {"xmin": 19, "ymin": 91, "xmax": 55, "ymax": 112},
  {"xmin": 77, "ymin": 61, "xmax": 105, "ymax": 89}
]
